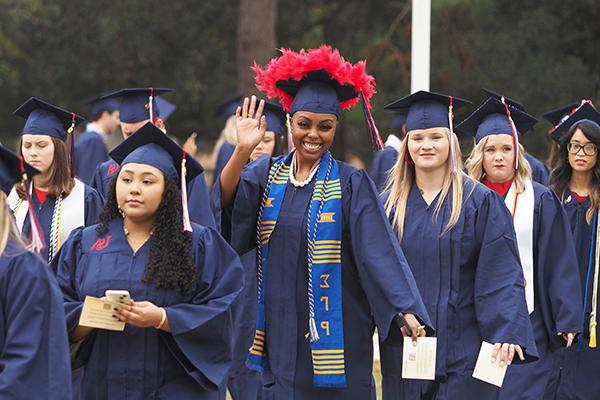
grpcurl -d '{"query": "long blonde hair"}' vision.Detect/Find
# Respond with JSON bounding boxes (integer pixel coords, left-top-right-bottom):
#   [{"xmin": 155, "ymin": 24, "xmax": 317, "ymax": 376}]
[
  {"xmin": 465, "ymin": 137, "xmax": 532, "ymax": 193},
  {"xmin": 384, "ymin": 129, "xmax": 467, "ymax": 239},
  {"xmin": 0, "ymin": 191, "xmax": 26, "ymax": 254},
  {"xmin": 210, "ymin": 115, "xmax": 238, "ymax": 168}
]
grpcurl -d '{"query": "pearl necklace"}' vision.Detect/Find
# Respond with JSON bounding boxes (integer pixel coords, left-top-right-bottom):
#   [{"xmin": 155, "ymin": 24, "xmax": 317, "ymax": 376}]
[{"xmin": 289, "ymin": 153, "xmax": 321, "ymax": 188}]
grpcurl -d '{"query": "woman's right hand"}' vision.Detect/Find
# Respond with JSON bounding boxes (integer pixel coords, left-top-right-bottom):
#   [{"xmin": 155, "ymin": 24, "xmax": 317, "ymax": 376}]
[{"xmin": 235, "ymin": 95, "xmax": 266, "ymax": 153}]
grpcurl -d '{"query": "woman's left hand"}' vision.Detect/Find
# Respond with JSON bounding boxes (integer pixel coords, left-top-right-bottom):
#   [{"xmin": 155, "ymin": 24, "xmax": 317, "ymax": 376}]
[
  {"xmin": 491, "ymin": 343, "xmax": 525, "ymax": 366},
  {"xmin": 115, "ymin": 300, "xmax": 164, "ymax": 329},
  {"xmin": 558, "ymin": 332, "xmax": 576, "ymax": 348}
]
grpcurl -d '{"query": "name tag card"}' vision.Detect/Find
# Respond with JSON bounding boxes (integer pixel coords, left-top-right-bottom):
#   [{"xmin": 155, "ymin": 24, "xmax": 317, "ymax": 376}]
[
  {"xmin": 401, "ymin": 337, "xmax": 437, "ymax": 380},
  {"xmin": 472, "ymin": 341, "xmax": 508, "ymax": 387},
  {"xmin": 79, "ymin": 296, "xmax": 125, "ymax": 331}
]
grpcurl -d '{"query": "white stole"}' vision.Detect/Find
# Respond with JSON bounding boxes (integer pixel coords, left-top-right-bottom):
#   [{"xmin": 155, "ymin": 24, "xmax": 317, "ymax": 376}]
[
  {"xmin": 8, "ymin": 179, "xmax": 86, "ymax": 252},
  {"xmin": 505, "ymin": 179, "xmax": 535, "ymax": 314}
]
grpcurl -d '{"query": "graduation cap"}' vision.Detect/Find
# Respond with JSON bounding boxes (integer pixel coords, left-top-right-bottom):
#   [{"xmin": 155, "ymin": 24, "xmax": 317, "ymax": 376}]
[
  {"xmin": 384, "ymin": 90, "xmax": 471, "ymax": 132},
  {"xmin": 0, "ymin": 144, "xmax": 45, "ymax": 253},
  {"xmin": 254, "ymin": 46, "xmax": 383, "ymax": 149},
  {"xmin": 109, "ymin": 122, "xmax": 204, "ymax": 232},
  {"xmin": 456, "ymin": 97, "xmax": 538, "ymax": 142},
  {"xmin": 14, "ymin": 97, "xmax": 85, "ymax": 178},
  {"xmin": 14, "ymin": 97, "xmax": 85, "ymax": 141},
  {"xmin": 83, "ymin": 93, "xmax": 120, "ymax": 118},
  {"xmin": 155, "ymin": 96, "xmax": 176, "ymax": 121},
  {"xmin": 384, "ymin": 90, "xmax": 471, "ymax": 173},
  {"xmin": 263, "ymin": 101, "xmax": 286, "ymax": 135},
  {"xmin": 542, "ymin": 102, "xmax": 580, "ymax": 126},
  {"xmin": 482, "ymin": 88, "xmax": 526, "ymax": 112},
  {"xmin": 548, "ymin": 101, "xmax": 600, "ymax": 143},
  {"xmin": 100, "ymin": 87, "xmax": 174, "ymax": 124},
  {"xmin": 215, "ymin": 95, "xmax": 242, "ymax": 121},
  {"xmin": 0, "ymin": 144, "xmax": 39, "ymax": 194}
]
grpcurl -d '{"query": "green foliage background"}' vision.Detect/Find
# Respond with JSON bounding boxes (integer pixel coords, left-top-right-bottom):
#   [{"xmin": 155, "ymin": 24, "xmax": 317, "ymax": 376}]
[{"xmin": 0, "ymin": 0, "xmax": 598, "ymax": 164}]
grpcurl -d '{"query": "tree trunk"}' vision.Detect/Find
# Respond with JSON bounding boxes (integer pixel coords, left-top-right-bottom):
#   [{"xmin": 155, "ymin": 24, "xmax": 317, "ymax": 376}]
[{"xmin": 237, "ymin": 0, "xmax": 277, "ymax": 95}]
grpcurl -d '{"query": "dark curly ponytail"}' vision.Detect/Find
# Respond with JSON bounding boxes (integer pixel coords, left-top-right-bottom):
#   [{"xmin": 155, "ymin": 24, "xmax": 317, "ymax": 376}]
[{"xmin": 97, "ymin": 175, "xmax": 196, "ymax": 296}]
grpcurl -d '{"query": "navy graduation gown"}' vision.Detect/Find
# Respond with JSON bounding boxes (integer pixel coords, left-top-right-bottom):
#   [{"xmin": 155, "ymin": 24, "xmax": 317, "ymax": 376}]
[
  {"xmin": 0, "ymin": 240, "xmax": 71, "ymax": 399},
  {"xmin": 20, "ymin": 183, "xmax": 103, "ymax": 261},
  {"xmin": 74, "ymin": 130, "xmax": 109, "ymax": 185},
  {"xmin": 525, "ymin": 153, "xmax": 549, "ymax": 186},
  {"xmin": 379, "ymin": 180, "xmax": 538, "ymax": 400},
  {"xmin": 551, "ymin": 191, "xmax": 600, "ymax": 400},
  {"xmin": 213, "ymin": 142, "xmax": 236, "ymax": 185},
  {"xmin": 90, "ymin": 159, "xmax": 217, "ymax": 229},
  {"xmin": 226, "ymin": 249, "xmax": 264, "ymax": 400},
  {"xmin": 369, "ymin": 146, "xmax": 398, "ymax": 193},
  {"xmin": 499, "ymin": 183, "xmax": 582, "ymax": 400},
  {"xmin": 54, "ymin": 220, "xmax": 244, "ymax": 400},
  {"xmin": 212, "ymin": 155, "xmax": 431, "ymax": 400}
]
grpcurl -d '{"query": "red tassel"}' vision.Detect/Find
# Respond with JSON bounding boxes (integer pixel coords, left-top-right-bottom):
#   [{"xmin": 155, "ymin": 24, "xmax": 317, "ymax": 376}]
[
  {"xmin": 404, "ymin": 151, "xmax": 413, "ymax": 164},
  {"xmin": 180, "ymin": 150, "xmax": 192, "ymax": 233},
  {"xmin": 19, "ymin": 156, "xmax": 45, "ymax": 254},
  {"xmin": 360, "ymin": 91, "xmax": 384, "ymax": 151},
  {"xmin": 500, "ymin": 96, "xmax": 519, "ymax": 170}
]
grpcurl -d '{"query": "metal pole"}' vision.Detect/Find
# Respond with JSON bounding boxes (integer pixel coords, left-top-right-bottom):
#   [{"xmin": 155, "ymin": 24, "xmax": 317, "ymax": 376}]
[{"xmin": 411, "ymin": 0, "xmax": 431, "ymax": 92}]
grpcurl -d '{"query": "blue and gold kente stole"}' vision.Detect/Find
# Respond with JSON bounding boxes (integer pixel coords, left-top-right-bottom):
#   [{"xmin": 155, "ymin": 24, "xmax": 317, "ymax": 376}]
[{"xmin": 246, "ymin": 150, "xmax": 346, "ymax": 387}]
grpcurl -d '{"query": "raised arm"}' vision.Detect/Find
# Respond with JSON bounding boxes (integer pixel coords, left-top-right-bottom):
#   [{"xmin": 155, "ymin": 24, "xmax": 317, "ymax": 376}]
[{"xmin": 220, "ymin": 96, "xmax": 266, "ymax": 207}]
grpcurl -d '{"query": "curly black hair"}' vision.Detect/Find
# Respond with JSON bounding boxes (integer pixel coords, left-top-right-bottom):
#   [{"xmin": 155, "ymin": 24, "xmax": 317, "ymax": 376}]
[{"xmin": 97, "ymin": 175, "xmax": 196, "ymax": 296}]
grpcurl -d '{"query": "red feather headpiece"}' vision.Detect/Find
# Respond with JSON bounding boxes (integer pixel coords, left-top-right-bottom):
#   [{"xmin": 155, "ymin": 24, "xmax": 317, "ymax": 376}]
[{"xmin": 253, "ymin": 45, "xmax": 383, "ymax": 149}]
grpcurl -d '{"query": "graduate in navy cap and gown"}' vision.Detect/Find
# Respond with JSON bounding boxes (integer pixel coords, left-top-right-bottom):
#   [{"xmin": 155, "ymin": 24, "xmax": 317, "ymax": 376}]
[
  {"xmin": 54, "ymin": 123, "xmax": 244, "ymax": 399},
  {"xmin": 213, "ymin": 45, "xmax": 432, "ymax": 400},
  {"xmin": 212, "ymin": 95, "xmax": 243, "ymax": 183},
  {"xmin": 74, "ymin": 94, "xmax": 121, "ymax": 184},
  {"xmin": 219, "ymin": 100, "xmax": 286, "ymax": 400},
  {"xmin": 542, "ymin": 102, "xmax": 580, "ymax": 171},
  {"xmin": 547, "ymin": 102, "xmax": 600, "ymax": 400},
  {"xmin": 380, "ymin": 90, "xmax": 539, "ymax": 400},
  {"xmin": 7, "ymin": 97, "xmax": 103, "ymax": 263},
  {"xmin": 89, "ymin": 88, "xmax": 216, "ymax": 228},
  {"xmin": 460, "ymin": 97, "xmax": 582, "ymax": 399},
  {"xmin": 0, "ymin": 144, "xmax": 72, "ymax": 399},
  {"xmin": 482, "ymin": 89, "xmax": 550, "ymax": 185},
  {"xmin": 369, "ymin": 113, "xmax": 406, "ymax": 192}
]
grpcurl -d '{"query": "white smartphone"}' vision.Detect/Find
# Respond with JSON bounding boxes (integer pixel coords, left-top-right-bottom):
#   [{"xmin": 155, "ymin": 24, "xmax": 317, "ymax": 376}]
[{"xmin": 105, "ymin": 290, "xmax": 132, "ymax": 305}]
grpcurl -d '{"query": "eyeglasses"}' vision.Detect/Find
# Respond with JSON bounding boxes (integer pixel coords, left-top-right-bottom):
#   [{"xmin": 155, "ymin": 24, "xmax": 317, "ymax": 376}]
[{"xmin": 567, "ymin": 142, "xmax": 597, "ymax": 156}]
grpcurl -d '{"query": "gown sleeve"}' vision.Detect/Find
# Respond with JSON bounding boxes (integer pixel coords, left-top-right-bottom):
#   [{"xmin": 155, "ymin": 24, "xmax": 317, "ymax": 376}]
[
  {"xmin": 210, "ymin": 154, "xmax": 272, "ymax": 254},
  {"xmin": 536, "ymin": 189, "xmax": 583, "ymax": 342},
  {"xmin": 187, "ymin": 172, "xmax": 217, "ymax": 229},
  {"xmin": 162, "ymin": 226, "xmax": 244, "ymax": 390},
  {"xmin": 347, "ymin": 169, "xmax": 432, "ymax": 341},
  {"xmin": 75, "ymin": 134, "xmax": 108, "ymax": 185},
  {"xmin": 84, "ymin": 185, "xmax": 104, "ymax": 226},
  {"xmin": 0, "ymin": 250, "xmax": 72, "ymax": 399},
  {"xmin": 473, "ymin": 189, "xmax": 539, "ymax": 360}
]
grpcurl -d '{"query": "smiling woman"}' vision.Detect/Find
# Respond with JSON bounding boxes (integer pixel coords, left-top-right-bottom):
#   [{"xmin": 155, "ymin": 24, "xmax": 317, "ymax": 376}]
[{"xmin": 212, "ymin": 46, "xmax": 431, "ymax": 400}]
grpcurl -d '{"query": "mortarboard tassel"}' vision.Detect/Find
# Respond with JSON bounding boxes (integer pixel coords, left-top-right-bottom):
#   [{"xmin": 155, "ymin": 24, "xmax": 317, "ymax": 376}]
[
  {"xmin": 68, "ymin": 113, "xmax": 76, "ymax": 178},
  {"xmin": 180, "ymin": 150, "xmax": 193, "ymax": 233},
  {"xmin": 360, "ymin": 91, "xmax": 384, "ymax": 151},
  {"xmin": 448, "ymin": 96, "xmax": 458, "ymax": 174},
  {"xmin": 19, "ymin": 156, "xmax": 45, "ymax": 254},
  {"xmin": 500, "ymin": 96, "xmax": 520, "ymax": 170},
  {"xmin": 149, "ymin": 87, "xmax": 154, "ymax": 124}
]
